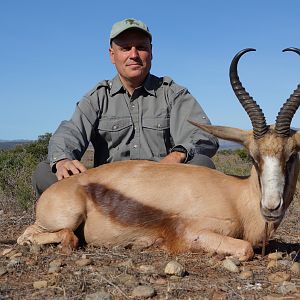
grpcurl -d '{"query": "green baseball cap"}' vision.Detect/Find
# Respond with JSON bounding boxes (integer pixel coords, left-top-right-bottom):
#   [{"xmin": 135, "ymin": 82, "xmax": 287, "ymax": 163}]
[{"xmin": 110, "ymin": 18, "xmax": 152, "ymax": 42}]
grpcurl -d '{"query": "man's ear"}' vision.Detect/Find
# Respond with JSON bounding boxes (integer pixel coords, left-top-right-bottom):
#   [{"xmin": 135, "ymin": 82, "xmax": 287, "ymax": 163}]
[{"xmin": 109, "ymin": 47, "xmax": 115, "ymax": 64}]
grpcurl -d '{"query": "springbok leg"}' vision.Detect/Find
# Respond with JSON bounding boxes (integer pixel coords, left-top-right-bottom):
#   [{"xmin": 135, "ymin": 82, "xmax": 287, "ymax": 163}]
[
  {"xmin": 187, "ymin": 230, "xmax": 254, "ymax": 261},
  {"xmin": 17, "ymin": 223, "xmax": 78, "ymax": 253}
]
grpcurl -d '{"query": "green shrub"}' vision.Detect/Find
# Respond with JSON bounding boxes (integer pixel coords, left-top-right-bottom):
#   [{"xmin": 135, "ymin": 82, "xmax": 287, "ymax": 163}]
[
  {"xmin": 0, "ymin": 133, "xmax": 51, "ymax": 209},
  {"xmin": 235, "ymin": 148, "xmax": 251, "ymax": 161}
]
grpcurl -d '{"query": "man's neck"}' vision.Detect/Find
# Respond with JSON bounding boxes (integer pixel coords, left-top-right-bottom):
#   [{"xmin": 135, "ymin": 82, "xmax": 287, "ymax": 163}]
[{"xmin": 118, "ymin": 75, "xmax": 146, "ymax": 96}]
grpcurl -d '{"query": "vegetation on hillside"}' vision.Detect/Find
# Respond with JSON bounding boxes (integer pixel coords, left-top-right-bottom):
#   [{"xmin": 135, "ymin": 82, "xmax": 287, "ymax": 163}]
[{"xmin": 0, "ymin": 133, "xmax": 51, "ymax": 209}]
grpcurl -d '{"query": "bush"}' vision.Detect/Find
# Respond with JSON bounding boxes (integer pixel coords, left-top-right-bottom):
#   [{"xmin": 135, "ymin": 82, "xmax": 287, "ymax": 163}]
[
  {"xmin": 0, "ymin": 133, "xmax": 51, "ymax": 209},
  {"xmin": 235, "ymin": 148, "xmax": 251, "ymax": 161}
]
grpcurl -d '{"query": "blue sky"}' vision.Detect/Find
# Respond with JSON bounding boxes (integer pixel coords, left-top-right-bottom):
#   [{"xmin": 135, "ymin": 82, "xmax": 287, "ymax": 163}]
[{"xmin": 1, "ymin": 0, "xmax": 299, "ymax": 140}]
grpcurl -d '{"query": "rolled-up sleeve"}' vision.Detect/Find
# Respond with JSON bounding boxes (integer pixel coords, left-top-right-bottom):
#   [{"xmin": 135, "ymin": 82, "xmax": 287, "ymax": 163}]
[{"xmin": 169, "ymin": 88, "xmax": 219, "ymax": 160}]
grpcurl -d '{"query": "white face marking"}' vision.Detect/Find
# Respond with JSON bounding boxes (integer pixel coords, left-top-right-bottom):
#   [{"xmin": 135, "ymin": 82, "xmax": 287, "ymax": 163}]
[{"xmin": 260, "ymin": 156, "xmax": 284, "ymax": 210}]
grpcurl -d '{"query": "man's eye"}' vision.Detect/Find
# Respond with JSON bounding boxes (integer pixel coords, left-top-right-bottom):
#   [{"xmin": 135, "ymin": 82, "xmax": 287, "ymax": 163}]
[{"xmin": 121, "ymin": 47, "xmax": 130, "ymax": 51}]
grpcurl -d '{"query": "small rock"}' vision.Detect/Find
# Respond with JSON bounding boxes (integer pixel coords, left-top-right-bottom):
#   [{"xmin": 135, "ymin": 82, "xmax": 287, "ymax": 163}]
[
  {"xmin": 85, "ymin": 291, "xmax": 113, "ymax": 300},
  {"xmin": 48, "ymin": 266, "xmax": 61, "ymax": 274},
  {"xmin": 118, "ymin": 258, "xmax": 134, "ymax": 268},
  {"xmin": 33, "ymin": 280, "xmax": 48, "ymax": 289},
  {"xmin": 0, "ymin": 209, "xmax": 3, "ymax": 215},
  {"xmin": 117, "ymin": 274, "xmax": 136, "ymax": 286},
  {"xmin": 11, "ymin": 252, "xmax": 22, "ymax": 258},
  {"xmin": 75, "ymin": 258, "xmax": 92, "ymax": 267},
  {"xmin": 150, "ymin": 278, "xmax": 167, "ymax": 285},
  {"xmin": 132, "ymin": 285, "xmax": 155, "ymax": 298},
  {"xmin": 139, "ymin": 264, "xmax": 156, "ymax": 274},
  {"xmin": 49, "ymin": 258, "xmax": 63, "ymax": 268},
  {"xmin": 2, "ymin": 248, "xmax": 13, "ymax": 256},
  {"xmin": 4, "ymin": 249, "xmax": 17, "ymax": 258},
  {"xmin": 30, "ymin": 244, "xmax": 42, "ymax": 254},
  {"xmin": 211, "ymin": 291, "xmax": 227, "ymax": 300},
  {"xmin": 239, "ymin": 270, "xmax": 253, "ymax": 280},
  {"xmin": 268, "ymin": 252, "xmax": 283, "ymax": 261},
  {"xmin": 268, "ymin": 271, "xmax": 291, "ymax": 283},
  {"xmin": 7, "ymin": 258, "xmax": 21, "ymax": 267},
  {"xmin": 267, "ymin": 260, "xmax": 278, "ymax": 269},
  {"xmin": 290, "ymin": 262, "xmax": 300, "ymax": 274},
  {"xmin": 222, "ymin": 258, "xmax": 239, "ymax": 273},
  {"xmin": 277, "ymin": 259, "xmax": 291, "ymax": 267},
  {"xmin": 0, "ymin": 267, "xmax": 8, "ymax": 276},
  {"xmin": 228, "ymin": 256, "xmax": 241, "ymax": 266},
  {"xmin": 164, "ymin": 261, "xmax": 185, "ymax": 277},
  {"xmin": 277, "ymin": 281, "xmax": 297, "ymax": 294}
]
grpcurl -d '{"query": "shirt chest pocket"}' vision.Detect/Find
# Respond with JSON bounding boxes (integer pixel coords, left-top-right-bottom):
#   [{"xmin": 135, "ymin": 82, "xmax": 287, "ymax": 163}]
[
  {"xmin": 97, "ymin": 118, "xmax": 133, "ymax": 147},
  {"xmin": 142, "ymin": 117, "xmax": 172, "ymax": 157}
]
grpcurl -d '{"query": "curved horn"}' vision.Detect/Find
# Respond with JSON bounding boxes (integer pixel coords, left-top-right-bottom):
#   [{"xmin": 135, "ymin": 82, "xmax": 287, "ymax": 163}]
[
  {"xmin": 230, "ymin": 48, "xmax": 268, "ymax": 139},
  {"xmin": 275, "ymin": 48, "xmax": 300, "ymax": 136}
]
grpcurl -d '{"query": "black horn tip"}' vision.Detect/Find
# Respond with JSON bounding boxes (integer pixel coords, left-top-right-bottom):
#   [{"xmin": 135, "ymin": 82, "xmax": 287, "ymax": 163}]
[
  {"xmin": 230, "ymin": 48, "xmax": 256, "ymax": 73},
  {"xmin": 232, "ymin": 48, "xmax": 256, "ymax": 60},
  {"xmin": 282, "ymin": 47, "xmax": 300, "ymax": 55}
]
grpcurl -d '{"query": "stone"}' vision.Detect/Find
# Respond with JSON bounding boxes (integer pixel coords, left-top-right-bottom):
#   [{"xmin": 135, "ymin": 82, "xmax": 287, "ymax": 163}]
[
  {"xmin": 267, "ymin": 260, "xmax": 277, "ymax": 269},
  {"xmin": 85, "ymin": 291, "xmax": 113, "ymax": 300},
  {"xmin": 164, "ymin": 261, "xmax": 185, "ymax": 277},
  {"xmin": 49, "ymin": 258, "xmax": 63, "ymax": 268},
  {"xmin": 117, "ymin": 274, "xmax": 136, "ymax": 286},
  {"xmin": 267, "ymin": 252, "xmax": 283, "ymax": 261},
  {"xmin": 222, "ymin": 258, "xmax": 239, "ymax": 273},
  {"xmin": 239, "ymin": 270, "xmax": 253, "ymax": 280},
  {"xmin": 0, "ymin": 267, "xmax": 8, "ymax": 276},
  {"xmin": 7, "ymin": 258, "xmax": 21, "ymax": 268},
  {"xmin": 2, "ymin": 248, "xmax": 13, "ymax": 256},
  {"xmin": 75, "ymin": 258, "xmax": 93, "ymax": 267},
  {"xmin": 290, "ymin": 262, "xmax": 300, "ymax": 274},
  {"xmin": 132, "ymin": 285, "xmax": 155, "ymax": 298},
  {"xmin": 48, "ymin": 266, "xmax": 61, "ymax": 274},
  {"xmin": 30, "ymin": 244, "xmax": 42, "ymax": 254},
  {"xmin": 139, "ymin": 264, "xmax": 156, "ymax": 274},
  {"xmin": 33, "ymin": 280, "xmax": 48, "ymax": 289},
  {"xmin": 118, "ymin": 258, "xmax": 134, "ymax": 268},
  {"xmin": 277, "ymin": 281, "xmax": 297, "ymax": 294},
  {"xmin": 268, "ymin": 272, "xmax": 291, "ymax": 283}
]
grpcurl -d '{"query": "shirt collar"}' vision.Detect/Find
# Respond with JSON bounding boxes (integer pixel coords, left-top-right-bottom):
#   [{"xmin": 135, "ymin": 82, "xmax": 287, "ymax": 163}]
[{"xmin": 109, "ymin": 74, "xmax": 156, "ymax": 97}]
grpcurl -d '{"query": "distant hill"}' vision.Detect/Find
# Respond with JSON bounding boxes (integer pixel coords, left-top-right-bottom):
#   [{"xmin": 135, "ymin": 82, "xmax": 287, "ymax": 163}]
[
  {"xmin": 0, "ymin": 140, "xmax": 33, "ymax": 150},
  {"xmin": 219, "ymin": 139, "xmax": 242, "ymax": 150}
]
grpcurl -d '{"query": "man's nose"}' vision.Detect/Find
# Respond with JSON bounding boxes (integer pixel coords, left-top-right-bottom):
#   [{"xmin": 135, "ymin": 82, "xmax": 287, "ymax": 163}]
[{"xmin": 129, "ymin": 47, "xmax": 139, "ymax": 58}]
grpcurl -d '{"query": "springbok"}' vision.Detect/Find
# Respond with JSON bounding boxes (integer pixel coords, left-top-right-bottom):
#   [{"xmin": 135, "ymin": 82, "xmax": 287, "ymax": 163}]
[{"xmin": 17, "ymin": 48, "xmax": 300, "ymax": 261}]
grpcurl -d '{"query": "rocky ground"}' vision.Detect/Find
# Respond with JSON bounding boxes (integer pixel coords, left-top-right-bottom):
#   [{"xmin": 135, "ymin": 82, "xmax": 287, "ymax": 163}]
[{"xmin": 0, "ymin": 194, "xmax": 299, "ymax": 300}]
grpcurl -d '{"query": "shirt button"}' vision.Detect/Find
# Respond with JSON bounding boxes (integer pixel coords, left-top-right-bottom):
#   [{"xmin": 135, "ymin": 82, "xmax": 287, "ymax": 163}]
[
  {"xmin": 133, "ymin": 144, "xmax": 138, "ymax": 148},
  {"xmin": 112, "ymin": 125, "xmax": 118, "ymax": 130},
  {"xmin": 131, "ymin": 104, "xmax": 135, "ymax": 108},
  {"xmin": 202, "ymin": 116, "xmax": 206, "ymax": 119},
  {"xmin": 157, "ymin": 124, "xmax": 161, "ymax": 128}
]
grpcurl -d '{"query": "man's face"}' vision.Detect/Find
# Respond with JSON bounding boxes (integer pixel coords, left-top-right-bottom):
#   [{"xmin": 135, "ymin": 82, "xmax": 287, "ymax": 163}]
[{"xmin": 109, "ymin": 29, "xmax": 152, "ymax": 87}]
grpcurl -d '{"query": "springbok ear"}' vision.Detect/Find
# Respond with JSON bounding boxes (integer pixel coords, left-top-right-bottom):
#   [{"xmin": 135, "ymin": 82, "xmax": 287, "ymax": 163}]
[{"xmin": 188, "ymin": 120, "xmax": 250, "ymax": 145}]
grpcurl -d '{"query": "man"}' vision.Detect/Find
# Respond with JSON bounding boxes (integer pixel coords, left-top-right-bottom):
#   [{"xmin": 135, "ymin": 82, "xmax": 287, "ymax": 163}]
[{"xmin": 33, "ymin": 18, "xmax": 219, "ymax": 196}]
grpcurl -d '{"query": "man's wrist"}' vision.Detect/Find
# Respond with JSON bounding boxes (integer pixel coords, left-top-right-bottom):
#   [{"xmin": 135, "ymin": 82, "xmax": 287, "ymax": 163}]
[{"xmin": 171, "ymin": 146, "xmax": 189, "ymax": 163}]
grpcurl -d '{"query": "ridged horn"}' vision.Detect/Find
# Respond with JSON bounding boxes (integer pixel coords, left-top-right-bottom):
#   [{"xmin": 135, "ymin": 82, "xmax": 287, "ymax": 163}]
[
  {"xmin": 230, "ymin": 48, "xmax": 268, "ymax": 139},
  {"xmin": 275, "ymin": 48, "xmax": 300, "ymax": 136}
]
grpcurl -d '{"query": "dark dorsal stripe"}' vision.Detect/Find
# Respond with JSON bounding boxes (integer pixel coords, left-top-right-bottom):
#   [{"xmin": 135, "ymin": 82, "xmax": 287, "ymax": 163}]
[{"xmin": 83, "ymin": 183, "xmax": 184, "ymax": 251}]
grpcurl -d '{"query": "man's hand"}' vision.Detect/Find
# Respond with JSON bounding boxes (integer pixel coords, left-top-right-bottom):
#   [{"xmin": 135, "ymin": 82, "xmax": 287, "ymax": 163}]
[
  {"xmin": 55, "ymin": 159, "xmax": 87, "ymax": 180},
  {"xmin": 159, "ymin": 151, "xmax": 186, "ymax": 164}
]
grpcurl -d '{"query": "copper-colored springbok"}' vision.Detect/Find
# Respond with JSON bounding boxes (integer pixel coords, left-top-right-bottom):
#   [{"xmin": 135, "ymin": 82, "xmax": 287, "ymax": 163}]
[{"xmin": 17, "ymin": 48, "xmax": 300, "ymax": 261}]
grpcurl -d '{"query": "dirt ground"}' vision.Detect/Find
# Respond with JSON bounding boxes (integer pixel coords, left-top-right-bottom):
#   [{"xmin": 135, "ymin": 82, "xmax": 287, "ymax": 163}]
[{"xmin": 0, "ymin": 189, "xmax": 299, "ymax": 300}]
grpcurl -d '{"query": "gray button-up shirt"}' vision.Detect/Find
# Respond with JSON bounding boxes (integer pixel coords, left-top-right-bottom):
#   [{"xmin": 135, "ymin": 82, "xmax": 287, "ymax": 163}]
[{"xmin": 48, "ymin": 74, "xmax": 218, "ymax": 168}]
